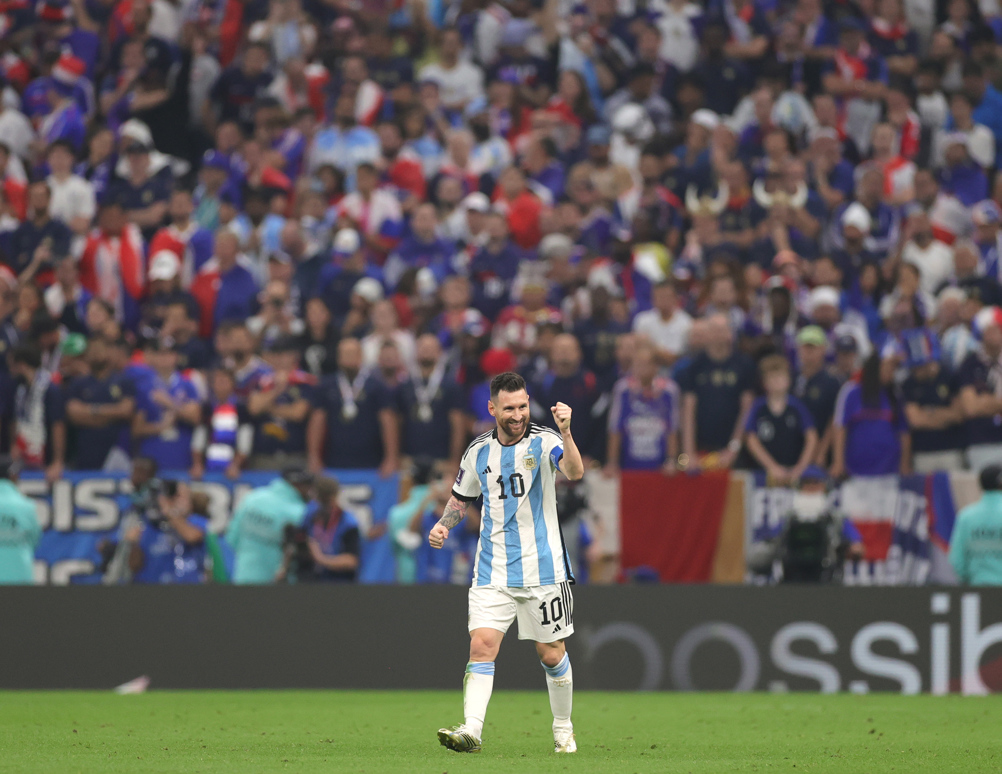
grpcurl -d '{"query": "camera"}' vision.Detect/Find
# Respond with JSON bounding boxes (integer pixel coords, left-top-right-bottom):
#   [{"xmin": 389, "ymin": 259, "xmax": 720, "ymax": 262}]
[{"xmin": 282, "ymin": 524, "xmax": 315, "ymax": 580}]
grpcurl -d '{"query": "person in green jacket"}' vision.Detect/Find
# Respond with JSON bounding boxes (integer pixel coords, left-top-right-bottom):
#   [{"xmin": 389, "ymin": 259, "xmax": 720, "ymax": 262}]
[
  {"xmin": 950, "ymin": 465, "xmax": 1002, "ymax": 586},
  {"xmin": 226, "ymin": 466, "xmax": 313, "ymax": 584},
  {"xmin": 0, "ymin": 456, "xmax": 41, "ymax": 584}
]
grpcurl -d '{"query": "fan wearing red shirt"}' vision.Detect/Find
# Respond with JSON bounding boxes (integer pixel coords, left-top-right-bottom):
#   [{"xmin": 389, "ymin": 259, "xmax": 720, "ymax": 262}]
[{"xmin": 493, "ymin": 167, "xmax": 544, "ymax": 250}]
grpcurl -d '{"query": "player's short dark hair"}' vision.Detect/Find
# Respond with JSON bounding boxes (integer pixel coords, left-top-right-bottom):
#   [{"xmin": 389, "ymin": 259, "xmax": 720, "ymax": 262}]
[{"xmin": 490, "ymin": 371, "xmax": 526, "ymax": 399}]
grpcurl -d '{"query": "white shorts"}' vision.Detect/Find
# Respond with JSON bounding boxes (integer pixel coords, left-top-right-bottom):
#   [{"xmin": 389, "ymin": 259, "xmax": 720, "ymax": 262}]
[{"xmin": 468, "ymin": 583, "xmax": 575, "ymax": 643}]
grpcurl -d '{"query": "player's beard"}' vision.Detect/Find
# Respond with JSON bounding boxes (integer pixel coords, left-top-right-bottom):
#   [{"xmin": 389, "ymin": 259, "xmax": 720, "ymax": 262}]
[{"xmin": 499, "ymin": 416, "xmax": 526, "ymax": 441}]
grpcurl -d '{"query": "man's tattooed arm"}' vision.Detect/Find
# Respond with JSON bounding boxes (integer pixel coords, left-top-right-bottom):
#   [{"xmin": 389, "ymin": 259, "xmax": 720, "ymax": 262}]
[{"xmin": 437, "ymin": 495, "xmax": 469, "ymax": 529}]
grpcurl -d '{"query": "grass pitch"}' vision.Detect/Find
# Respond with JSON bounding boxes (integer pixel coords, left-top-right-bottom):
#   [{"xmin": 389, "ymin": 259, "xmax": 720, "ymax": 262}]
[{"xmin": 2, "ymin": 691, "xmax": 1000, "ymax": 773}]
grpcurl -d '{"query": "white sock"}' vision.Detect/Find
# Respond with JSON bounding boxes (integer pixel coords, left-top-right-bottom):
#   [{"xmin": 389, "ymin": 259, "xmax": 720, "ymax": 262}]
[
  {"xmin": 463, "ymin": 662, "xmax": 494, "ymax": 739},
  {"xmin": 542, "ymin": 653, "xmax": 573, "ymax": 731}
]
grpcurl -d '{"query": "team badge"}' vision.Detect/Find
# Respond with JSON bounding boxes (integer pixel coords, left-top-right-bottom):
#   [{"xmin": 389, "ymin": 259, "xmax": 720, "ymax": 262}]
[{"xmin": 523, "ymin": 455, "xmax": 537, "ymax": 470}]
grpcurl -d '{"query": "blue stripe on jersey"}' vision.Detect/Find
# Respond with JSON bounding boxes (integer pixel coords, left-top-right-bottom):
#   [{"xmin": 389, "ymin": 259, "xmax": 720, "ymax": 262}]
[
  {"xmin": 476, "ymin": 444, "xmax": 494, "ymax": 585},
  {"xmin": 500, "ymin": 444, "xmax": 523, "ymax": 586},
  {"xmin": 527, "ymin": 436, "xmax": 555, "ymax": 585}
]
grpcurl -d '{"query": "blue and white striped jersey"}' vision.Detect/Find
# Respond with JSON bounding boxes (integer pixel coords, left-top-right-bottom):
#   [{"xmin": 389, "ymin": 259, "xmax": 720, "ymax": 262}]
[{"xmin": 452, "ymin": 423, "xmax": 572, "ymax": 588}]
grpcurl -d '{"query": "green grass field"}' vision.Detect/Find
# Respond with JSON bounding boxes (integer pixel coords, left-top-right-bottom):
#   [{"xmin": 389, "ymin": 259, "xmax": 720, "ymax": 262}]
[{"xmin": 2, "ymin": 691, "xmax": 1001, "ymax": 774}]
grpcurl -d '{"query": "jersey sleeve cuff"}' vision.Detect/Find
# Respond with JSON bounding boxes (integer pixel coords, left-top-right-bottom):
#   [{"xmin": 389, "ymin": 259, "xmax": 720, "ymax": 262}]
[{"xmin": 451, "ymin": 489, "xmax": 478, "ymax": 503}]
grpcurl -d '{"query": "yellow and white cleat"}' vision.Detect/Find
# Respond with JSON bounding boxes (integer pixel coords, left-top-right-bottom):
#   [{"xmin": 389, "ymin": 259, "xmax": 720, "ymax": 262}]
[
  {"xmin": 554, "ymin": 727, "xmax": 577, "ymax": 753},
  {"xmin": 437, "ymin": 724, "xmax": 482, "ymax": 753}
]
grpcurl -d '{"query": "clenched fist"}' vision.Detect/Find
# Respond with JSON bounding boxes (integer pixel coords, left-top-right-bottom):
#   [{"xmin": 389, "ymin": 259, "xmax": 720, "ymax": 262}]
[
  {"xmin": 551, "ymin": 402, "xmax": 572, "ymax": 433},
  {"xmin": 429, "ymin": 523, "xmax": 449, "ymax": 549}
]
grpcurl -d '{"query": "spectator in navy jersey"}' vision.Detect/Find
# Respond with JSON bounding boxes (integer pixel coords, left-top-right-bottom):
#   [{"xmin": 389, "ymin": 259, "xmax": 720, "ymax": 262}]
[
  {"xmin": 831, "ymin": 352, "xmax": 911, "ymax": 478},
  {"xmin": 743, "ymin": 355, "xmax": 817, "ymax": 485}
]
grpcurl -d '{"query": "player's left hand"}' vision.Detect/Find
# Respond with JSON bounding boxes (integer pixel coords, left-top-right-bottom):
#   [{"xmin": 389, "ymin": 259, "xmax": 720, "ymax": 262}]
[{"xmin": 551, "ymin": 402, "xmax": 572, "ymax": 433}]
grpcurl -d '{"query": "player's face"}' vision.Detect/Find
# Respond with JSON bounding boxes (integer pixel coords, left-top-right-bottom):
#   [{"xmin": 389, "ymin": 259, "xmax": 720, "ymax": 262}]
[{"xmin": 489, "ymin": 389, "xmax": 530, "ymax": 440}]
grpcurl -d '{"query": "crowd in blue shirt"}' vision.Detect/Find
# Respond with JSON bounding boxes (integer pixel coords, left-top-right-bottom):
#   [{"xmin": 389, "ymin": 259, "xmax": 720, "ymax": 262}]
[{"xmin": 1, "ymin": 0, "xmax": 1002, "ymax": 503}]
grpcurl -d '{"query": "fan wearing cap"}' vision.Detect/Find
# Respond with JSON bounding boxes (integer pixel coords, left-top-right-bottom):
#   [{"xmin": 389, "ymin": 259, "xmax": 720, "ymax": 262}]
[
  {"xmin": 63, "ymin": 336, "xmax": 137, "ymax": 470},
  {"xmin": 949, "ymin": 464, "xmax": 1002, "ymax": 586},
  {"xmin": 317, "ymin": 229, "xmax": 385, "ymax": 325},
  {"xmin": 149, "ymin": 188, "xmax": 216, "ymax": 285},
  {"xmin": 805, "ymin": 284, "xmax": 873, "ymax": 361},
  {"xmin": 793, "ymin": 326, "xmax": 843, "ymax": 464},
  {"xmin": 226, "ymin": 465, "xmax": 313, "ymax": 584},
  {"xmin": 938, "ymin": 131, "xmax": 988, "ymax": 207},
  {"xmin": 899, "ymin": 208, "xmax": 954, "ymax": 296},
  {"xmin": 141, "ymin": 251, "xmax": 200, "ymax": 336},
  {"xmin": 831, "ymin": 351, "xmax": 911, "ymax": 479},
  {"xmin": 110, "ymin": 137, "xmax": 172, "ymax": 241},
  {"xmin": 0, "ymin": 455, "xmax": 41, "ymax": 584},
  {"xmin": 132, "ymin": 338, "xmax": 201, "ymax": 472},
  {"xmin": 670, "ymin": 108, "xmax": 718, "ymax": 192},
  {"xmin": 957, "ymin": 306, "xmax": 1002, "ymax": 470},
  {"xmin": 829, "ymin": 169, "xmax": 900, "ymax": 261},
  {"xmin": 972, "ymin": 201, "xmax": 1002, "ymax": 281},
  {"xmin": 41, "ymin": 55, "xmax": 88, "ymax": 151},
  {"xmin": 899, "ymin": 329, "xmax": 965, "ymax": 473},
  {"xmin": 307, "ymin": 337, "xmax": 399, "ymax": 476}
]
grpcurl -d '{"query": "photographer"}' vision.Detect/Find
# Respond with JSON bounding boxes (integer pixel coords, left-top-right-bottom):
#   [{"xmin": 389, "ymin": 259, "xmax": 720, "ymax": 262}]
[
  {"xmin": 749, "ymin": 467, "xmax": 864, "ymax": 584},
  {"xmin": 281, "ymin": 476, "xmax": 360, "ymax": 583},
  {"xmin": 130, "ymin": 480, "xmax": 209, "ymax": 584}
]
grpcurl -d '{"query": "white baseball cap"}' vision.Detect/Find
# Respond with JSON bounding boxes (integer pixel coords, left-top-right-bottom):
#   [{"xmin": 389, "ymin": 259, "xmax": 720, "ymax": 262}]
[
  {"xmin": 148, "ymin": 250, "xmax": 180, "ymax": 281},
  {"xmin": 333, "ymin": 228, "xmax": 361, "ymax": 257},
  {"xmin": 463, "ymin": 192, "xmax": 490, "ymax": 213},
  {"xmin": 807, "ymin": 285, "xmax": 841, "ymax": 315},
  {"xmin": 841, "ymin": 202, "xmax": 872, "ymax": 233},
  {"xmin": 691, "ymin": 109, "xmax": 720, "ymax": 132},
  {"xmin": 352, "ymin": 277, "xmax": 384, "ymax": 303}
]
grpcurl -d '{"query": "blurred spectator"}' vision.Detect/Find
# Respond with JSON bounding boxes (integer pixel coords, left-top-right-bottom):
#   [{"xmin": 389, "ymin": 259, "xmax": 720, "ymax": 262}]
[
  {"xmin": 792, "ymin": 326, "xmax": 842, "ymax": 466},
  {"xmin": 247, "ymin": 337, "xmax": 315, "ymax": 470},
  {"xmin": 605, "ymin": 340, "xmax": 680, "ymax": 475},
  {"xmin": 901, "ymin": 329, "xmax": 965, "ymax": 474},
  {"xmin": 131, "ymin": 482, "xmax": 208, "ymax": 584},
  {"xmin": 299, "ymin": 475, "xmax": 360, "ymax": 583},
  {"xmin": 64, "ymin": 336, "xmax": 136, "ymax": 471},
  {"xmin": 362, "ymin": 300, "xmax": 415, "ymax": 372},
  {"xmin": 832, "ymin": 352, "xmax": 911, "ymax": 478},
  {"xmin": 131, "ymin": 338, "xmax": 201, "ymax": 473},
  {"xmin": 9, "ymin": 343, "xmax": 65, "ymax": 483},
  {"xmin": 743, "ymin": 354, "xmax": 817, "ymax": 485},
  {"xmin": 8, "ymin": 180, "xmax": 71, "ymax": 283},
  {"xmin": 191, "ymin": 368, "xmax": 253, "ymax": 480},
  {"xmin": 307, "ymin": 337, "xmax": 399, "ymax": 475},
  {"xmin": 959, "ymin": 307, "xmax": 1002, "ymax": 470},
  {"xmin": 0, "ymin": 456, "xmax": 41, "ymax": 584},
  {"xmin": 248, "ymin": 279, "xmax": 304, "ymax": 349},
  {"xmin": 44, "ymin": 256, "xmax": 92, "ymax": 335},
  {"xmin": 632, "ymin": 280, "xmax": 693, "ymax": 368},
  {"xmin": 78, "ymin": 198, "xmax": 145, "ymax": 329},
  {"xmin": 950, "ymin": 464, "xmax": 1002, "ymax": 586},
  {"xmin": 679, "ymin": 314, "xmax": 755, "ymax": 469},
  {"xmin": 530, "ymin": 333, "xmax": 599, "ymax": 457},
  {"xmin": 395, "ymin": 334, "xmax": 465, "ymax": 468},
  {"xmin": 227, "ymin": 467, "xmax": 312, "ymax": 584}
]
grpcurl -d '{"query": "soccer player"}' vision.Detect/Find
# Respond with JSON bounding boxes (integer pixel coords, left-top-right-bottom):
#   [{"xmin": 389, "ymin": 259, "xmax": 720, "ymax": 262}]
[{"xmin": 430, "ymin": 371, "xmax": 584, "ymax": 754}]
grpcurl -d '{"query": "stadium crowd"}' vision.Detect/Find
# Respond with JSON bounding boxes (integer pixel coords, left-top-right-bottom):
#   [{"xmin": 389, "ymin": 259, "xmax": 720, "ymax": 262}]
[{"xmin": 2, "ymin": 0, "xmax": 1002, "ymax": 582}]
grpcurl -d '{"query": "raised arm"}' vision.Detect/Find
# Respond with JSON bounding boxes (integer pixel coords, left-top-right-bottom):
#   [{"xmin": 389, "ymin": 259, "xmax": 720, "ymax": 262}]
[
  {"xmin": 551, "ymin": 402, "xmax": 584, "ymax": 481},
  {"xmin": 428, "ymin": 494, "xmax": 470, "ymax": 549}
]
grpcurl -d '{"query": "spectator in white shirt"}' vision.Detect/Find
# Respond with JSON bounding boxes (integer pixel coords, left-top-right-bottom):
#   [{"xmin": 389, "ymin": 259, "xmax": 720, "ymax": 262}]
[
  {"xmin": 361, "ymin": 299, "xmax": 416, "ymax": 371},
  {"xmin": 46, "ymin": 140, "xmax": 96, "ymax": 245},
  {"xmin": 418, "ymin": 28, "xmax": 485, "ymax": 111},
  {"xmin": 632, "ymin": 280, "xmax": 693, "ymax": 367},
  {"xmin": 0, "ymin": 101, "xmax": 34, "ymax": 161},
  {"xmin": 901, "ymin": 208, "xmax": 954, "ymax": 296}
]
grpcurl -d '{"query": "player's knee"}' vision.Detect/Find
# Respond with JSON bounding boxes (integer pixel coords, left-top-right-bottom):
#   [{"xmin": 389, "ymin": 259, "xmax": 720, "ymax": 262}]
[
  {"xmin": 469, "ymin": 630, "xmax": 501, "ymax": 662},
  {"xmin": 536, "ymin": 640, "xmax": 565, "ymax": 666}
]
